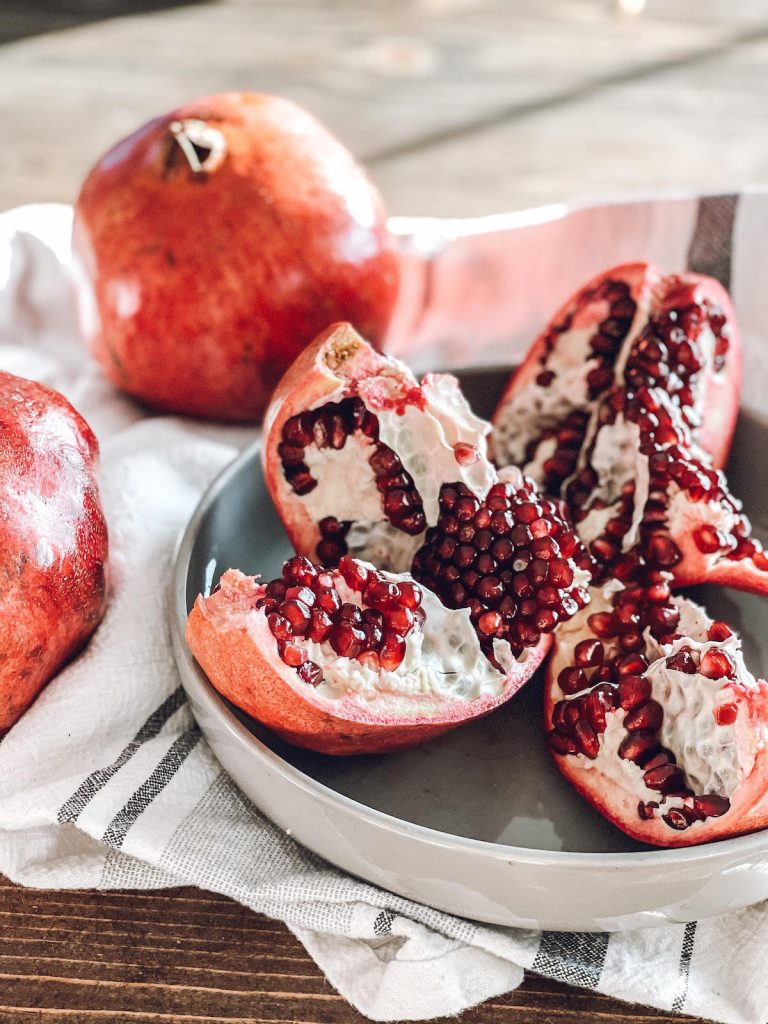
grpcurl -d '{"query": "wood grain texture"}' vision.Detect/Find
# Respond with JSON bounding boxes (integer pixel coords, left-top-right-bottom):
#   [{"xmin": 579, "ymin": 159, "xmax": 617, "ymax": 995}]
[{"xmin": 0, "ymin": 875, "xmax": 695, "ymax": 1024}]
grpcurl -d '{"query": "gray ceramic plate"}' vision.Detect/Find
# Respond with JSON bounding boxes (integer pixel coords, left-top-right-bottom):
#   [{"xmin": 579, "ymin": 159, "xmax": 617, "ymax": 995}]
[{"xmin": 170, "ymin": 367, "xmax": 768, "ymax": 932}]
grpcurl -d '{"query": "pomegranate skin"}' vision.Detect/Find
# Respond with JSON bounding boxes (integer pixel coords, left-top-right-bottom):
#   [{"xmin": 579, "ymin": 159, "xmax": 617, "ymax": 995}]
[
  {"xmin": 0, "ymin": 372, "xmax": 108, "ymax": 731},
  {"xmin": 187, "ymin": 569, "xmax": 550, "ymax": 756},
  {"xmin": 72, "ymin": 92, "xmax": 400, "ymax": 422}
]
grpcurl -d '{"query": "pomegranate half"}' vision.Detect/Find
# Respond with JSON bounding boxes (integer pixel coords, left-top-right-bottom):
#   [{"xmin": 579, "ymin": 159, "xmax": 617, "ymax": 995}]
[
  {"xmin": 263, "ymin": 322, "xmax": 497, "ymax": 573},
  {"xmin": 187, "ymin": 555, "xmax": 550, "ymax": 755},
  {"xmin": 544, "ymin": 572, "xmax": 768, "ymax": 846}
]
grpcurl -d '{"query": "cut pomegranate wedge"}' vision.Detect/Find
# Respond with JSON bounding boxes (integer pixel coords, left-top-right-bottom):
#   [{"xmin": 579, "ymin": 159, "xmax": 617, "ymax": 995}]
[
  {"xmin": 492, "ymin": 262, "xmax": 741, "ymax": 494},
  {"xmin": 187, "ymin": 555, "xmax": 550, "ymax": 755},
  {"xmin": 566, "ymin": 385, "xmax": 768, "ymax": 595},
  {"xmin": 545, "ymin": 572, "xmax": 768, "ymax": 846},
  {"xmin": 264, "ymin": 323, "xmax": 496, "ymax": 572}
]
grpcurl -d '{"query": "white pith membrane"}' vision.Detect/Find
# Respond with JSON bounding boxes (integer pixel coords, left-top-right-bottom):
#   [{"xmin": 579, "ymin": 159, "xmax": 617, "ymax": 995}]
[
  {"xmin": 576, "ymin": 418, "xmax": 649, "ymax": 552},
  {"xmin": 552, "ymin": 583, "xmax": 764, "ymax": 828},
  {"xmin": 492, "ymin": 284, "xmax": 652, "ymax": 477},
  {"xmin": 296, "ymin": 368, "xmax": 496, "ymax": 571},
  {"xmin": 269, "ymin": 568, "xmax": 515, "ymax": 718}
]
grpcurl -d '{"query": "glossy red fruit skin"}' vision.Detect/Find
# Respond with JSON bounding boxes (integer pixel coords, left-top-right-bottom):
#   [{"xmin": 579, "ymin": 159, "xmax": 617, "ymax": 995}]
[
  {"xmin": 0, "ymin": 373, "xmax": 108, "ymax": 731},
  {"xmin": 186, "ymin": 569, "xmax": 551, "ymax": 756},
  {"xmin": 72, "ymin": 92, "xmax": 399, "ymax": 422}
]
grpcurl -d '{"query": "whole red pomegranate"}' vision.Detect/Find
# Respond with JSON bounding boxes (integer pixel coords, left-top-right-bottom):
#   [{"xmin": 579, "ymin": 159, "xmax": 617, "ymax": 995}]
[
  {"xmin": 72, "ymin": 92, "xmax": 399, "ymax": 422},
  {"xmin": 0, "ymin": 372, "xmax": 108, "ymax": 731}
]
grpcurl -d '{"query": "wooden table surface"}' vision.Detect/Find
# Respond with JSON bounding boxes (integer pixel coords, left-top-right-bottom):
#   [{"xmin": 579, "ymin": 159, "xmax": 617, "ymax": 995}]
[{"xmin": 2, "ymin": 1, "xmax": 767, "ymax": 1021}]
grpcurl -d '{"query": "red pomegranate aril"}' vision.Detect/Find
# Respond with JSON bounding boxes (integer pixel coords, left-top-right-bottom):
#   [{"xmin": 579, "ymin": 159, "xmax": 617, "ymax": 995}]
[
  {"xmin": 619, "ymin": 730, "xmax": 659, "ymax": 764},
  {"xmin": 386, "ymin": 607, "xmax": 415, "ymax": 634},
  {"xmin": 618, "ymin": 631, "xmax": 644, "ymax": 653},
  {"xmin": 548, "ymin": 558, "xmax": 574, "ymax": 588},
  {"xmin": 308, "ymin": 608, "xmax": 333, "ymax": 642},
  {"xmin": 265, "ymin": 579, "xmax": 287, "ymax": 602},
  {"xmin": 714, "ymin": 702, "xmax": 738, "ymax": 726},
  {"xmin": 700, "ymin": 649, "xmax": 736, "ymax": 680},
  {"xmin": 588, "ymin": 611, "xmax": 617, "ymax": 638},
  {"xmin": 284, "ymin": 555, "xmax": 318, "ymax": 586},
  {"xmin": 379, "ymin": 633, "xmax": 407, "ymax": 671},
  {"xmin": 297, "ymin": 661, "xmax": 323, "ymax": 686},
  {"xmin": 558, "ymin": 666, "xmax": 589, "ymax": 695},
  {"xmin": 666, "ymin": 648, "xmax": 697, "ymax": 674},
  {"xmin": 285, "ymin": 585, "xmax": 316, "ymax": 606},
  {"xmin": 398, "ymin": 582, "xmax": 422, "ymax": 609},
  {"xmin": 339, "ymin": 602, "xmax": 363, "ymax": 626},
  {"xmin": 708, "ymin": 621, "xmax": 733, "ymax": 642},
  {"xmin": 478, "ymin": 610, "xmax": 502, "ymax": 635},
  {"xmin": 692, "ymin": 794, "xmax": 730, "ymax": 818},
  {"xmin": 664, "ymin": 808, "xmax": 692, "ymax": 831},
  {"xmin": 281, "ymin": 599, "xmax": 311, "ymax": 634},
  {"xmin": 365, "ymin": 580, "xmax": 402, "ymax": 610},
  {"xmin": 694, "ymin": 524, "xmax": 726, "ymax": 554},
  {"xmin": 453, "ymin": 441, "xmax": 480, "ymax": 465},
  {"xmin": 642, "ymin": 750, "xmax": 674, "ymax": 771},
  {"xmin": 616, "ymin": 653, "xmax": 648, "ymax": 678},
  {"xmin": 527, "ymin": 559, "xmax": 549, "ymax": 587},
  {"xmin": 548, "ymin": 730, "xmax": 579, "ymax": 755},
  {"xmin": 330, "ymin": 624, "xmax": 366, "ymax": 658},
  {"xmin": 574, "ymin": 639, "xmax": 604, "ymax": 667},
  {"xmin": 574, "ymin": 719, "xmax": 600, "ymax": 759},
  {"xmin": 268, "ymin": 612, "xmax": 293, "ymax": 642},
  {"xmin": 584, "ymin": 685, "xmax": 616, "ymax": 733},
  {"xmin": 645, "ymin": 534, "xmax": 682, "ymax": 568},
  {"xmin": 279, "ymin": 640, "xmax": 306, "ymax": 668},
  {"xmin": 623, "ymin": 699, "xmax": 663, "ymax": 732},
  {"xmin": 618, "ymin": 674, "xmax": 652, "ymax": 710},
  {"xmin": 643, "ymin": 763, "xmax": 684, "ymax": 793}
]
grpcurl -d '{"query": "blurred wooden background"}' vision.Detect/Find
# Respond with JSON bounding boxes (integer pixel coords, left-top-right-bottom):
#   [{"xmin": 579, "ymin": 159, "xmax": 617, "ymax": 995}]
[{"xmin": 2, "ymin": 2, "xmax": 767, "ymax": 1022}]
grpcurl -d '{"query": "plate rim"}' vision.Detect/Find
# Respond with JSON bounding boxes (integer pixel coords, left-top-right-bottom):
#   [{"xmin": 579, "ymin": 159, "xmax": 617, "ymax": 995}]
[{"xmin": 170, "ymin": 407, "xmax": 768, "ymax": 868}]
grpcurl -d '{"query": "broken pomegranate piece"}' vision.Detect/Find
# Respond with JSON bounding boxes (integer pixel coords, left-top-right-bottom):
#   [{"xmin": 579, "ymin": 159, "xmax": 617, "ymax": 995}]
[
  {"xmin": 264, "ymin": 323, "xmax": 496, "ymax": 572},
  {"xmin": 545, "ymin": 572, "xmax": 768, "ymax": 846},
  {"xmin": 187, "ymin": 555, "xmax": 551, "ymax": 755},
  {"xmin": 492, "ymin": 262, "xmax": 741, "ymax": 492}
]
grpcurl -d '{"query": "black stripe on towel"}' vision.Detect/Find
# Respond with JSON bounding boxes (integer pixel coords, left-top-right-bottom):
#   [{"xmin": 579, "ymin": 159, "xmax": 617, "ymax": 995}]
[
  {"xmin": 58, "ymin": 686, "xmax": 187, "ymax": 824},
  {"xmin": 532, "ymin": 931, "xmax": 610, "ymax": 989},
  {"xmin": 672, "ymin": 921, "xmax": 697, "ymax": 1013},
  {"xmin": 686, "ymin": 194, "xmax": 739, "ymax": 289},
  {"xmin": 101, "ymin": 727, "xmax": 201, "ymax": 850}
]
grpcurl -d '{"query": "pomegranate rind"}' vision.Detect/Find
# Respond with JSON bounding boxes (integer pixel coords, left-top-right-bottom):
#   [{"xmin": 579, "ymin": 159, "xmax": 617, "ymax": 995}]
[
  {"xmin": 186, "ymin": 569, "xmax": 551, "ymax": 755},
  {"xmin": 543, "ymin": 592, "xmax": 768, "ymax": 847},
  {"xmin": 491, "ymin": 262, "xmax": 741, "ymax": 474}
]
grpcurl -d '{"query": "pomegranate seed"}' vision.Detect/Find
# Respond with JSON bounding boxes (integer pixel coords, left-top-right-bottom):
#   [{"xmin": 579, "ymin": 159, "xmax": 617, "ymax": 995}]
[
  {"xmin": 642, "ymin": 751, "xmax": 674, "ymax": 771},
  {"xmin": 694, "ymin": 524, "xmax": 725, "ymax": 554},
  {"xmin": 281, "ymin": 600, "xmax": 311, "ymax": 634},
  {"xmin": 536, "ymin": 370, "xmax": 556, "ymax": 387},
  {"xmin": 700, "ymin": 649, "xmax": 736, "ymax": 680},
  {"xmin": 615, "ymin": 653, "xmax": 648, "ymax": 678},
  {"xmin": 666, "ymin": 648, "xmax": 697, "ymax": 674},
  {"xmin": 267, "ymin": 612, "xmax": 293, "ymax": 642},
  {"xmin": 558, "ymin": 667, "xmax": 589, "ymax": 695},
  {"xmin": 316, "ymin": 588, "xmax": 342, "ymax": 614},
  {"xmin": 379, "ymin": 633, "xmax": 407, "ymax": 671},
  {"xmin": 298, "ymin": 661, "xmax": 323, "ymax": 686},
  {"xmin": 588, "ymin": 612, "xmax": 617, "ymax": 639},
  {"xmin": 692, "ymin": 794, "xmax": 730, "ymax": 818},
  {"xmin": 548, "ymin": 558, "xmax": 574, "ymax": 588},
  {"xmin": 623, "ymin": 699, "xmax": 663, "ymax": 732},
  {"xmin": 618, "ymin": 730, "xmax": 659, "ymax": 764},
  {"xmin": 283, "ymin": 555, "xmax": 318, "ymax": 586},
  {"xmin": 453, "ymin": 442, "xmax": 480, "ymax": 465},
  {"xmin": 279, "ymin": 641, "xmax": 306, "ymax": 668},
  {"xmin": 574, "ymin": 719, "xmax": 600, "ymax": 759},
  {"xmin": 645, "ymin": 534, "xmax": 682, "ymax": 568},
  {"xmin": 339, "ymin": 602, "xmax": 363, "ymax": 626},
  {"xmin": 707, "ymin": 621, "xmax": 733, "ymax": 642},
  {"xmin": 663, "ymin": 808, "xmax": 692, "ymax": 831},
  {"xmin": 643, "ymin": 763, "xmax": 683, "ymax": 793},
  {"xmin": 308, "ymin": 609, "xmax": 333, "ymax": 643},
  {"xmin": 265, "ymin": 579, "xmax": 287, "ymax": 602},
  {"xmin": 386, "ymin": 607, "xmax": 415, "ymax": 635},
  {"xmin": 753, "ymin": 550, "xmax": 768, "ymax": 572},
  {"xmin": 618, "ymin": 674, "xmax": 652, "ymax": 710},
  {"xmin": 584, "ymin": 685, "xmax": 616, "ymax": 733},
  {"xmin": 330, "ymin": 624, "xmax": 366, "ymax": 658},
  {"xmin": 638, "ymin": 801, "xmax": 660, "ymax": 820},
  {"xmin": 366, "ymin": 580, "xmax": 403, "ymax": 610},
  {"xmin": 714, "ymin": 702, "xmax": 738, "ymax": 726},
  {"xmin": 547, "ymin": 730, "xmax": 578, "ymax": 756},
  {"xmin": 398, "ymin": 582, "xmax": 422, "ymax": 609},
  {"xmin": 618, "ymin": 631, "xmax": 644, "ymax": 653},
  {"xmin": 574, "ymin": 639, "xmax": 604, "ymax": 668},
  {"xmin": 478, "ymin": 610, "xmax": 502, "ymax": 635}
]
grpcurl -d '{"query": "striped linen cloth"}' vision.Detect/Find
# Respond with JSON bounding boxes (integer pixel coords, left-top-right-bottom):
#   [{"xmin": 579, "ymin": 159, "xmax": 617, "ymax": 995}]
[{"xmin": 1, "ymin": 199, "xmax": 768, "ymax": 1024}]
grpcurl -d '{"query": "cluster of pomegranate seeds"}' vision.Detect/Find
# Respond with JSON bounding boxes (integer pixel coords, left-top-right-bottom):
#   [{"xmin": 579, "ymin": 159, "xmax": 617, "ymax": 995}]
[
  {"xmin": 547, "ymin": 576, "xmax": 737, "ymax": 830},
  {"xmin": 623, "ymin": 298, "xmax": 730, "ymax": 431},
  {"xmin": 522, "ymin": 278, "xmax": 637, "ymax": 495},
  {"xmin": 279, "ymin": 397, "xmax": 427, "ymax": 566},
  {"xmin": 567, "ymin": 383, "xmax": 768, "ymax": 583},
  {"xmin": 411, "ymin": 478, "xmax": 591, "ymax": 660},
  {"xmin": 256, "ymin": 554, "xmax": 425, "ymax": 682}
]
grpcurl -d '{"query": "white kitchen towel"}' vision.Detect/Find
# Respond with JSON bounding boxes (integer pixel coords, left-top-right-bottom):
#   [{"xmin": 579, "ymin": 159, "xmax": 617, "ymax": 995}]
[{"xmin": 2, "ymin": 198, "xmax": 768, "ymax": 1024}]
